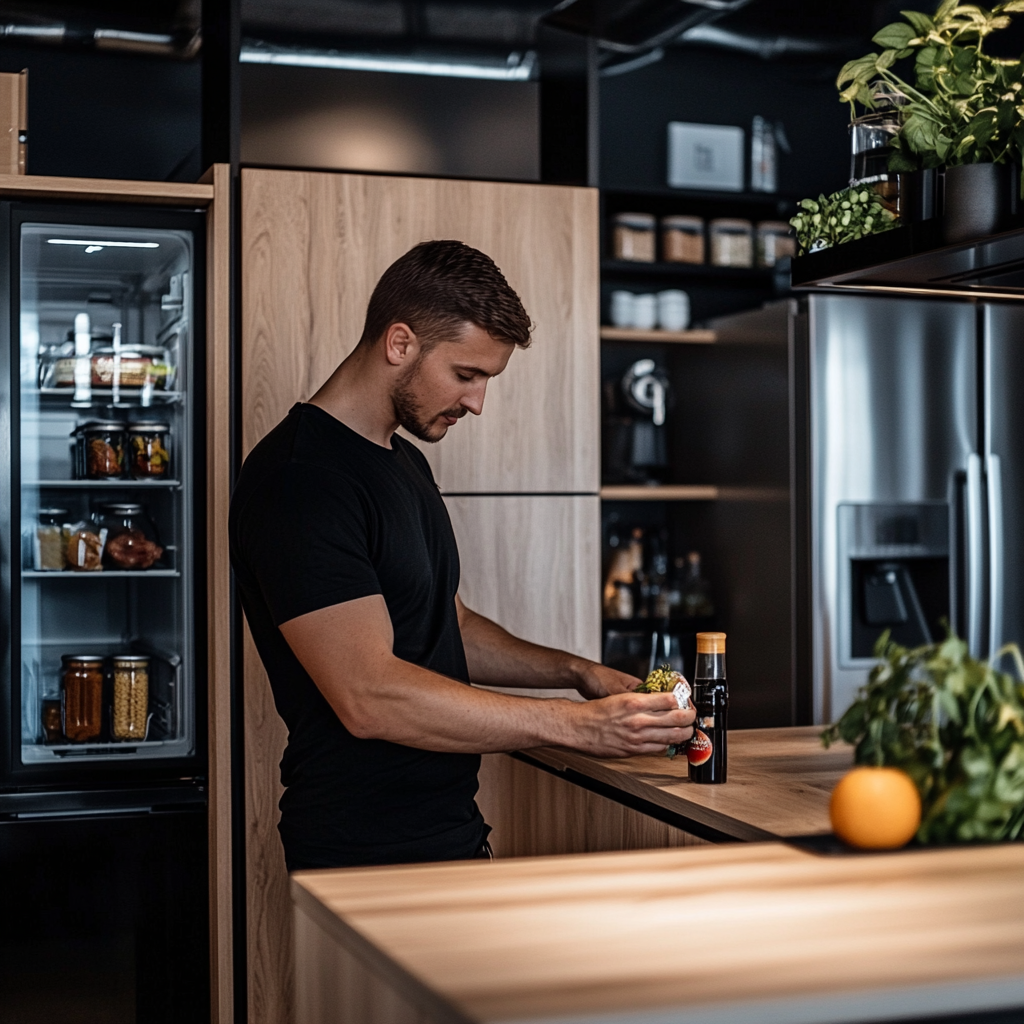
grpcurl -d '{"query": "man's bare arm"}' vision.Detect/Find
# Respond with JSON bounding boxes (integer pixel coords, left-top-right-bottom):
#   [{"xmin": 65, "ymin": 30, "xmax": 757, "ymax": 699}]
[
  {"xmin": 280, "ymin": 594, "xmax": 693, "ymax": 756},
  {"xmin": 455, "ymin": 595, "xmax": 641, "ymax": 699}
]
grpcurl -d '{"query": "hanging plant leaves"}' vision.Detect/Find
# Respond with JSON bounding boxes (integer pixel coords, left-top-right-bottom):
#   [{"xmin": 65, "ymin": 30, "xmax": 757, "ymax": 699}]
[{"xmin": 873, "ymin": 21, "xmax": 918, "ymax": 49}]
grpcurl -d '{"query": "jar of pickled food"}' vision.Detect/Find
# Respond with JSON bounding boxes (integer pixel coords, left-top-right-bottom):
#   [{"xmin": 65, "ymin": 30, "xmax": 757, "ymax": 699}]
[
  {"xmin": 73, "ymin": 421, "xmax": 125, "ymax": 480},
  {"xmin": 36, "ymin": 508, "xmax": 69, "ymax": 571},
  {"xmin": 112, "ymin": 656, "xmax": 149, "ymax": 741},
  {"xmin": 127, "ymin": 423, "xmax": 171, "ymax": 479},
  {"xmin": 62, "ymin": 655, "xmax": 104, "ymax": 742},
  {"xmin": 98, "ymin": 503, "xmax": 163, "ymax": 571}
]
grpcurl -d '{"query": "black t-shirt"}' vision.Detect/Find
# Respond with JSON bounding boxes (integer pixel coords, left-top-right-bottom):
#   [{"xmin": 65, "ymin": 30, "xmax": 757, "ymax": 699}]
[{"xmin": 229, "ymin": 402, "xmax": 486, "ymax": 870}]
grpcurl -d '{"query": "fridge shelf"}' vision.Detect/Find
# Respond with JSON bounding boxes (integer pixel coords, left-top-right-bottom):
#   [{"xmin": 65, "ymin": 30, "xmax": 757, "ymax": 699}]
[
  {"xmin": 22, "ymin": 569, "xmax": 180, "ymax": 579},
  {"xmin": 33, "ymin": 388, "xmax": 184, "ymax": 406},
  {"xmin": 24, "ymin": 479, "xmax": 181, "ymax": 489}
]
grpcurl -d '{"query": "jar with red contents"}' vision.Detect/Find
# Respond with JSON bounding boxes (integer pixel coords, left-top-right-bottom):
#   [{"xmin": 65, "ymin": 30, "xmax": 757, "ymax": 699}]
[{"xmin": 62, "ymin": 655, "xmax": 104, "ymax": 742}]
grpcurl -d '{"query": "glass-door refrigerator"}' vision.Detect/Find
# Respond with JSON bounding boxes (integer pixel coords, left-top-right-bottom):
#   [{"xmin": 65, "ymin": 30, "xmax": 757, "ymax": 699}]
[{"xmin": 0, "ymin": 203, "xmax": 210, "ymax": 1023}]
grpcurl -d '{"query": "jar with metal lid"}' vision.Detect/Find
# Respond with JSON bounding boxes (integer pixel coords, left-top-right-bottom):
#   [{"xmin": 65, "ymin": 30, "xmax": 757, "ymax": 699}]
[
  {"xmin": 709, "ymin": 218, "xmax": 754, "ymax": 268},
  {"xmin": 127, "ymin": 423, "xmax": 171, "ymax": 479},
  {"xmin": 755, "ymin": 221, "xmax": 796, "ymax": 268},
  {"xmin": 612, "ymin": 212, "xmax": 656, "ymax": 262},
  {"xmin": 112, "ymin": 656, "xmax": 149, "ymax": 741},
  {"xmin": 35, "ymin": 508, "xmax": 69, "ymax": 571},
  {"xmin": 661, "ymin": 215, "xmax": 705, "ymax": 264},
  {"xmin": 73, "ymin": 421, "xmax": 125, "ymax": 480},
  {"xmin": 98, "ymin": 503, "xmax": 164, "ymax": 571},
  {"xmin": 62, "ymin": 655, "xmax": 104, "ymax": 743}
]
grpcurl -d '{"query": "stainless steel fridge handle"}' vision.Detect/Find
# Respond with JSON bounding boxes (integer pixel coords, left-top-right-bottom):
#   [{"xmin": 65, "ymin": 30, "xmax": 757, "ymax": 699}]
[
  {"xmin": 987, "ymin": 454, "xmax": 1004, "ymax": 660},
  {"xmin": 966, "ymin": 454, "xmax": 985, "ymax": 657}
]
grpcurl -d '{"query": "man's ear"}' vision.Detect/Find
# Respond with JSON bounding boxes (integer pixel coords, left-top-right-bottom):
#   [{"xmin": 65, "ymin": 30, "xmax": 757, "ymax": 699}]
[{"xmin": 383, "ymin": 323, "xmax": 419, "ymax": 367}]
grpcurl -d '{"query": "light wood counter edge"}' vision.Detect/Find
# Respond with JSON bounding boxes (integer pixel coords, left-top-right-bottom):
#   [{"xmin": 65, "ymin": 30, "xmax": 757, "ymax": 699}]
[
  {"xmin": 519, "ymin": 747, "xmax": 779, "ymax": 843},
  {"xmin": 292, "ymin": 876, "xmax": 474, "ymax": 1024},
  {"xmin": 0, "ymin": 172, "xmax": 214, "ymax": 205}
]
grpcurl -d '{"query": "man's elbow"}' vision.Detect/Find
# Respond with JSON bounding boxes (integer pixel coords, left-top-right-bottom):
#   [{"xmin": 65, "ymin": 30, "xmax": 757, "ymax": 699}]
[{"xmin": 333, "ymin": 696, "xmax": 387, "ymax": 741}]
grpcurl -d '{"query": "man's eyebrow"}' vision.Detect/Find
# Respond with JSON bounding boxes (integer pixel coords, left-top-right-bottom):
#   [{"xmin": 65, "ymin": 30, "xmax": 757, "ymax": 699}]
[{"xmin": 454, "ymin": 363, "xmax": 493, "ymax": 377}]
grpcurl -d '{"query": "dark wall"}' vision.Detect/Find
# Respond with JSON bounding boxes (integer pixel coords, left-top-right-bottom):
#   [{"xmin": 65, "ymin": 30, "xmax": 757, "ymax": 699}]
[
  {"xmin": 0, "ymin": 46, "xmax": 201, "ymax": 181},
  {"xmin": 241, "ymin": 64, "xmax": 539, "ymax": 181},
  {"xmin": 600, "ymin": 46, "xmax": 850, "ymax": 199}
]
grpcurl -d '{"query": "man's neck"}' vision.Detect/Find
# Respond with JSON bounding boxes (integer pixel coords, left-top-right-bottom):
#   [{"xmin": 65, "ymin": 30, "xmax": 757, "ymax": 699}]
[{"xmin": 308, "ymin": 349, "xmax": 399, "ymax": 449}]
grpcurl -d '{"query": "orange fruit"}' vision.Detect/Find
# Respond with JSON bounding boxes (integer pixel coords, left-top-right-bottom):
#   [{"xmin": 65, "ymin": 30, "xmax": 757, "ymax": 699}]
[{"xmin": 829, "ymin": 766, "xmax": 922, "ymax": 850}]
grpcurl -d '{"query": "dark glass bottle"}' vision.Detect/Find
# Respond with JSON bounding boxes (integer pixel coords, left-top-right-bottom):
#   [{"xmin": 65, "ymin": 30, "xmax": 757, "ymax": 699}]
[{"xmin": 689, "ymin": 632, "xmax": 728, "ymax": 784}]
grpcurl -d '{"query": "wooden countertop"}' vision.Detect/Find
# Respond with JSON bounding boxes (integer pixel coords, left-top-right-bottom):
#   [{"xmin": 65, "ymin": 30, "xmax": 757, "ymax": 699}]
[
  {"xmin": 521, "ymin": 725, "xmax": 853, "ymax": 842},
  {"xmin": 293, "ymin": 841, "xmax": 1024, "ymax": 1024}
]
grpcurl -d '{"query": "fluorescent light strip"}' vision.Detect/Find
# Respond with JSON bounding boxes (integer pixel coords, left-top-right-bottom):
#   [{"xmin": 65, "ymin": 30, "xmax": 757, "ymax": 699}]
[
  {"xmin": 239, "ymin": 46, "xmax": 536, "ymax": 81},
  {"xmin": 47, "ymin": 239, "xmax": 159, "ymax": 248}
]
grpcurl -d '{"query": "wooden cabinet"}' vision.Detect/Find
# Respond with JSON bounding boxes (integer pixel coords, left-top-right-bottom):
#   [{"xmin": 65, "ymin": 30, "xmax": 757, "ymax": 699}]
[
  {"xmin": 241, "ymin": 168, "xmax": 599, "ymax": 494},
  {"xmin": 241, "ymin": 168, "xmax": 600, "ymax": 1024}
]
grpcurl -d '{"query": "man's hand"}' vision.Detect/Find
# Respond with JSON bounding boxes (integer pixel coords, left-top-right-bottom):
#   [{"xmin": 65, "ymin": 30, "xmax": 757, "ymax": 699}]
[
  {"xmin": 573, "ymin": 660, "xmax": 643, "ymax": 700},
  {"xmin": 564, "ymin": 691, "xmax": 695, "ymax": 758}
]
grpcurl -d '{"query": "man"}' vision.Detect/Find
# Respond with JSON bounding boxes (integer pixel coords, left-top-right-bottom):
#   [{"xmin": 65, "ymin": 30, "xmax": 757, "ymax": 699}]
[{"xmin": 230, "ymin": 240, "xmax": 694, "ymax": 871}]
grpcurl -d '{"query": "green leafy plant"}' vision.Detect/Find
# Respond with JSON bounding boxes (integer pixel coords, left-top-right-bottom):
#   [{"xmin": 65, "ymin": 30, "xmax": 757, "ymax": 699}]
[
  {"xmin": 837, "ymin": 1, "xmax": 1024, "ymax": 172},
  {"xmin": 789, "ymin": 187, "xmax": 899, "ymax": 254},
  {"xmin": 822, "ymin": 631, "xmax": 1024, "ymax": 843}
]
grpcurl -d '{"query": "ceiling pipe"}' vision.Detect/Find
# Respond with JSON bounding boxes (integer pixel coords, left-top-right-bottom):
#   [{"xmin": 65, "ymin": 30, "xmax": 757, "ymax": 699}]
[
  {"xmin": 0, "ymin": 19, "xmax": 200, "ymax": 58},
  {"xmin": 677, "ymin": 23, "xmax": 857, "ymax": 60}
]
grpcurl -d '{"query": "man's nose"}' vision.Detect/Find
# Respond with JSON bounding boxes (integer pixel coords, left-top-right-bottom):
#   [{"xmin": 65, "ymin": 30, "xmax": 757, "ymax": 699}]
[{"xmin": 462, "ymin": 381, "xmax": 487, "ymax": 416}]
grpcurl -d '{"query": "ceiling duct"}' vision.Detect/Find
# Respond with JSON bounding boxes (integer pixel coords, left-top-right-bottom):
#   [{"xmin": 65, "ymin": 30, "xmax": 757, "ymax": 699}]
[
  {"xmin": 545, "ymin": 0, "xmax": 753, "ymax": 53},
  {"xmin": 678, "ymin": 22, "xmax": 856, "ymax": 60}
]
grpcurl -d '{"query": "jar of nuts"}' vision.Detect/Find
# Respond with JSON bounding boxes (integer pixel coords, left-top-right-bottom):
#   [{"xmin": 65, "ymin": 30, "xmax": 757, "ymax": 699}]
[{"xmin": 112, "ymin": 655, "xmax": 149, "ymax": 741}]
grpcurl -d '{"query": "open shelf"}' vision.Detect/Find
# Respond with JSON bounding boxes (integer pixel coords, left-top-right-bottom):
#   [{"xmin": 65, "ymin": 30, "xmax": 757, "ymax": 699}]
[
  {"xmin": 601, "ymin": 484, "xmax": 790, "ymax": 502},
  {"xmin": 34, "ymin": 388, "xmax": 184, "ymax": 406},
  {"xmin": 25, "ymin": 479, "xmax": 181, "ymax": 488},
  {"xmin": 602, "ymin": 259, "xmax": 775, "ymax": 283},
  {"xmin": 22, "ymin": 569, "xmax": 180, "ymax": 579},
  {"xmin": 601, "ymin": 327, "xmax": 716, "ymax": 344}
]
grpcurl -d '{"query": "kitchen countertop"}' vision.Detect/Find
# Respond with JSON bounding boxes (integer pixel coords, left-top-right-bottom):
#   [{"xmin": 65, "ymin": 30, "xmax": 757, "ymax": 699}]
[
  {"xmin": 292, "ymin": 840, "xmax": 1024, "ymax": 1024},
  {"xmin": 518, "ymin": 725, "xmax": 853, "ymax": 842}
]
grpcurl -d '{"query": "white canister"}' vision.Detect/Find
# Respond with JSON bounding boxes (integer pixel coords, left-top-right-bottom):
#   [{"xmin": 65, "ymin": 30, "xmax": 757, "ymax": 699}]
[
  {"xmin": 610, "ymin": 290, "xmax": 635, "ymax": 328},
  {"xmin": 657, "ymin": 290, "xmax": 690, "ymax": 331},
  {"xmin": 632, "ymin": 293, "xmax": 658, "ymax": 330}
]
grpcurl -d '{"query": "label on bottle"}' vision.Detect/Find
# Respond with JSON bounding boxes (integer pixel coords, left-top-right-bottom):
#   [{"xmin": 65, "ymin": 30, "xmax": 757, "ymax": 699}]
[{"xmin": 688, "ymin": 680, "xmax": 727, "ymax": 783}]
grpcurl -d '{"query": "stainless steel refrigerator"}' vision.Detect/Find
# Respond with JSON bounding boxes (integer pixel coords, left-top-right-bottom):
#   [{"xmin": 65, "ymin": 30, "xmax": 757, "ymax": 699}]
[
  {"xmin": 0, "ymin": 202, "xmax": 210, "ymax": 1022},
  {"xmin": 712, "ymin": 294, "xmax": 1023, "ymax": 726}
]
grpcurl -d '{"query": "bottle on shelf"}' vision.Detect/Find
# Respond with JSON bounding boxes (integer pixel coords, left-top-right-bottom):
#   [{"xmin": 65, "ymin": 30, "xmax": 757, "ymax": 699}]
[
  {"xmin": 602, "ymin": 524, "xmax": 635, "ymax": 620},
  {"xmin": 680, "ymin": 551, "xmax": 714, "ymax": 618},
  {"xmin": 689, "ymin": 632, "xmax": 728, "ymax": 784}
]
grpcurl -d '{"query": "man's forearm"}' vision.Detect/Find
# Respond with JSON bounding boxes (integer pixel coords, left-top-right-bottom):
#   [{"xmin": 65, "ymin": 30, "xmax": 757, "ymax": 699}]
[{"xmin": 458, "ymin": 604, "xmax": 587, "ymax": 690}]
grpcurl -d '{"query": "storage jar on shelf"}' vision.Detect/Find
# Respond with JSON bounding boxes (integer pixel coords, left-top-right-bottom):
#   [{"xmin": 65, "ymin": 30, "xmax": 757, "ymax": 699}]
[
  {"xmin": 128, "ymin": 422, "xmax": 171, "ymax": 479},
  {"xmin": 661, "ymin": 215, "xmax": 705, "ymax": 264},
  {"xmin": 61, "ymin": 655, "xmax": 104, "ymax": 743},
  {"xmin": 709, "ymin": 219, "xmax": 754, "ymax": 268},
  {"xmin": 612, "ymin": 213, "xmax": 656, "ymax": 262},
  {"xmin": 112, "ymin": 655, "xmax": 149, "ymax": 741},
  {"xmin": 73, "ymin": 421, "xmax": 126, "ymax": 480},
  {"xmin": 97, "ymin": 503, "xmax": 164, "ymax": 571},
  {"xmin": 755, "ymin": 222, "xmax": 796, "ymax": 268}
]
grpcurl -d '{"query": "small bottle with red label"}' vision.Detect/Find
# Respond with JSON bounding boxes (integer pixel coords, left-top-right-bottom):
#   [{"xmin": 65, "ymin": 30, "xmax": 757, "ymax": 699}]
[{"xmin": 689, "ymin": 632, "xmax": 728, "ymax": 784}]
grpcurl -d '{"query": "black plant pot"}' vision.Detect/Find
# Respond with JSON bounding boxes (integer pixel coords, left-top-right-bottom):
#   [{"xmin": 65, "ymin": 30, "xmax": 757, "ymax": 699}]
[{"xmin": 942, "ymin": 162, "xmax": 1019, "ymax": 244}]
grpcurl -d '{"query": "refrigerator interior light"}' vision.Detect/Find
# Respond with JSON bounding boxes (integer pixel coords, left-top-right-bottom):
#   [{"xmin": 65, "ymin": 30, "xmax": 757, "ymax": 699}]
[{"xmin": 47, "ymin": 239, "xmax": 160, "ymax": 249}]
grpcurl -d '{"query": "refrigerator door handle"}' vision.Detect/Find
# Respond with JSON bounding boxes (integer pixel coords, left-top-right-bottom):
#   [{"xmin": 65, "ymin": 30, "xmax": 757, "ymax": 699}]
[
  {"xmin": 987, "ymin": 454, "xmax": 1004, "ymax": 660},
  {"xmin": 966, "ymin": 454, "xmax": 985, "ymax": 658}
]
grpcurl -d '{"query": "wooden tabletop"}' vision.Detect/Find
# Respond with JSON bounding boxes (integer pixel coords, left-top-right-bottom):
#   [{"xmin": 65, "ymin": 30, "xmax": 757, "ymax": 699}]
[
  {"xmin": 522, "ymin": 725, "xmax": 853, "ymax": 842},
  {"xmin": 293, "ymin": 841, "xmax": 1024, "ymax": 1024}
]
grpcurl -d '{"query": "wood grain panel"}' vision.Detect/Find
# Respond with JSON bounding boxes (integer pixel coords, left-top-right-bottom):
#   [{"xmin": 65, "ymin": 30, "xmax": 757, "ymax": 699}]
[
  {"xmin": 293, "ymin": 843, "xmax": 1024, "ymax": 1024},
  {"xmin": 476, "ymin": 753, "xmax": 709, "ymax": 858},
  {"xmin": 446, "ymin": 494, "xmax": 599, "ymax": 699},
  {"xmin": 526, "ymin": 726, "xmax": 853, "ymax": 842},
  {"xmin": 244, "ymin": 624, "xmax": 293, "ymax": 1024},
  {"xmin": 0, "ymin": 71, "xmax": 26, "ymax": 175},
  {"xmin": 295, "ymin": 904, "xmax": 439, "ymax": 1024},
  {"xmin": 205, "ymin": 163, "xmax": 234, "ymax": 1024},
  {"xmin": 240, "ymin": 168, "xmax": 599, "ymax": 492},
  {"xmin": 0, "ymin": 172, "xmax": 213, "ymax": 204}
]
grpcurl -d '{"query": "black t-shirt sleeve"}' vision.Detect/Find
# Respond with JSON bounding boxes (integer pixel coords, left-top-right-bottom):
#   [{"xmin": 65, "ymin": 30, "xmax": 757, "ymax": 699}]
[{"xmin": 238, "ymin": 461, "xmax": 382, "ymax": 626}]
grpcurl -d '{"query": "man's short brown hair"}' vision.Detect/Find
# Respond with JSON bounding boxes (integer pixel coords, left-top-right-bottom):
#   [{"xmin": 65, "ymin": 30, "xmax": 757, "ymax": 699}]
[{"xmin": 358, "ymin": 240, "xmax": 533, "ymax": 350}]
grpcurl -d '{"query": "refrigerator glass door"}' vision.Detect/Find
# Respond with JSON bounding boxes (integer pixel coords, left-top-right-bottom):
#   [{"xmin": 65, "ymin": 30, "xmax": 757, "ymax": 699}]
[
  {"xmin": 982, "ymin": 304, "xmax": 1024, "ymax": 665},
  {"xmin": 16, "ymin": 222, "xmax": 195, "ymax": 765}
]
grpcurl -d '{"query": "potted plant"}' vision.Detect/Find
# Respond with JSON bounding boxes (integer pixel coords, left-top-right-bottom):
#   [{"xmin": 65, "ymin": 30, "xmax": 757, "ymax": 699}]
[{"xmin": 837, "ymin": 0, "xmax": 1024, "ymax": 242}]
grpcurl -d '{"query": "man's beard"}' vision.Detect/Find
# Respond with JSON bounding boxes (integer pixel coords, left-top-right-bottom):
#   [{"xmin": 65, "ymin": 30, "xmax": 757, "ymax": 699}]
[{"xmin": 392, "ymin": 364, "xmax": 465, "ymax": 443}]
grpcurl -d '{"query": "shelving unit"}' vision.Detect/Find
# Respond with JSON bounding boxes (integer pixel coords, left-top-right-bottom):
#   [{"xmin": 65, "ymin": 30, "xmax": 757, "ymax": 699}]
[
  {"xmin": 22, "ymin": 569, "xmax": 180, "ymax": 578},
  {"xmin": 601, "ymin": 258, "xmax": 774, "ymax": 283},
  {"xmin": 26, "ymin": 479, "xmax": 181, "ymax": 488},
  {"xmin": 600, "ymin": 327, "xmax": 716, "ymax": 344}
]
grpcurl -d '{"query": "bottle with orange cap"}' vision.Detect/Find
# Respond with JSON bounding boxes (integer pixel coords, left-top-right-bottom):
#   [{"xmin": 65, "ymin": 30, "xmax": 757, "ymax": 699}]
[{"xmin": 689, "ymin": 632, "xmax": 728, "ymax": 783}]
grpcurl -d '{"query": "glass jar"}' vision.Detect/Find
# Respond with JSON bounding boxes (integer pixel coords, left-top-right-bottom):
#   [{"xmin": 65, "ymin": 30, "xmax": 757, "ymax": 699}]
[
  {"xmin": 62, "ymin": 655, "xmax": 104, "ymax": 743},
  {"xmin": 41, "ymin": 696, "xmax": 64, "ymax": 744},
  {"xmin": 35, "ymin": 508, "xmax": 69, "ymax": 571},
  {"xmin": 612, "ymin": 213, "xmax": 656, "ymax": 262},
  {"xmin": 661, "ymin": 215, "xmax": 705, "ymax": 264},
  {"xmin": 112, "ymin": 656, "xmax": 149, "ymax": 741},
  {"xmin": 755, "ymin": 221, "xmax": 796, "ymax": 268},
  {"xmin": 709, "ymin": 218, "xmax": 754, "ymax": 268},
  {"xmin": 73, "ymin": 421, "xmax": 125, "ymax": 480},
  {"xmin": 127, "ymin": 423, "xmax": 171, "ymax": 479},
  {"xmin": 98, "ymin": 503, "xmax": 164, "ymax": 571}
]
